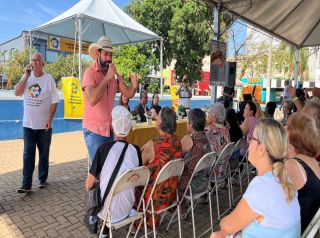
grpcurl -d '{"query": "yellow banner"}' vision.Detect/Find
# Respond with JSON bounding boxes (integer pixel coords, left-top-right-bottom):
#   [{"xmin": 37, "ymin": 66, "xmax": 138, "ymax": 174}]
[
  {"xmin": 47, "ymin": 35, "xmax": 89, "ymax": 54},
  {"xmin": 62, "ymin": 77, "xmax": 84, "ymax": 119},
  {"xmin": 170, "ymin": 85, "xmax": 180, "ymax": 111}
]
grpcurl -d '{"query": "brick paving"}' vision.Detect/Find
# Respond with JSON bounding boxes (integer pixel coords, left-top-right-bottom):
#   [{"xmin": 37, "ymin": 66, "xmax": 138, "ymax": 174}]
[{"xmin": 0, "ymin": 131, "xmax": 246, "ymax": 238}]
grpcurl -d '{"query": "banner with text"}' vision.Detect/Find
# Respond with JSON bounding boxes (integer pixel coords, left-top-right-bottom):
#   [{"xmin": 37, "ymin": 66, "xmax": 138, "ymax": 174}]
[
  {"xmin": 170, "ymin": 85, "xmax": 180, "ymax": 111},
  {"xmin": 47, "ymin": 35, "xmax": 89, "ymax": 54},
  {"xmin": 62, "ymin": 77, "xmax": 84, "ymax": 119}
]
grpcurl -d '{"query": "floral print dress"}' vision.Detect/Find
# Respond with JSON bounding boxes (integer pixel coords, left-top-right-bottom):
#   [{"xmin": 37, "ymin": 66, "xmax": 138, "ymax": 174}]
[{"xmin": 140, "ymin": 133, "xmax": 182, "ymax": 228}]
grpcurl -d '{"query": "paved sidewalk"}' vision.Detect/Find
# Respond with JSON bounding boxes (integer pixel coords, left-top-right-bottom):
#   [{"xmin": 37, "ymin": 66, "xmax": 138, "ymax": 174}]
[{"xmin": 0, "ymin": 131, "xmax": 241, "ymax": 238}]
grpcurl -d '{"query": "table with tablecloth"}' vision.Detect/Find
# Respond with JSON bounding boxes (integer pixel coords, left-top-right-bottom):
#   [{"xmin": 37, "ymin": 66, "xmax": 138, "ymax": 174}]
[{"xmin": 127, "ymin": 119, "xmax": 188, "ymax": 148}]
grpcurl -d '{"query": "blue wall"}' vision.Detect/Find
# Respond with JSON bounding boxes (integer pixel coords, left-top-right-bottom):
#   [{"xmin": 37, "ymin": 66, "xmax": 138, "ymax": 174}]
[{"xmin": 0, "ymin": 98, "xmax": 211, "ymax": 141}]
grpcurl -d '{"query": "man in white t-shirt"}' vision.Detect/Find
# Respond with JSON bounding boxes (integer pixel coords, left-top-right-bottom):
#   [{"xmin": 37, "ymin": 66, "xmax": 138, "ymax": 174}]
[
  {"xmin": 281, "ymin": 80, "xmax": 291, "ymax": 110},
  {"xmin": 14, "ymin": 53, "xmax": 59, "ymax": 193},
  {"xmin": 86, "ymin": 106, "xmax": 142, "ymax": 238},
  {"xmin": 176, "ymin": 74, "xmax": 192, "ymax": 115}
]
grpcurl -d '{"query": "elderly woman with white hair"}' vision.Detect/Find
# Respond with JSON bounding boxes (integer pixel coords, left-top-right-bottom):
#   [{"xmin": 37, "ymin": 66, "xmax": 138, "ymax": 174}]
[{"xmin": 206, "ymin": 103, "xmax": 231, "ymax": 177}]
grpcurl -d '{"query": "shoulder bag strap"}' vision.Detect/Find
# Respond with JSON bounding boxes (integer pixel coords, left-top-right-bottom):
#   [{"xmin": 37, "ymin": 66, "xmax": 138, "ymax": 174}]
[{"xmin": 101, "ymin": 142, "xmax": 129, "ymax": 206}]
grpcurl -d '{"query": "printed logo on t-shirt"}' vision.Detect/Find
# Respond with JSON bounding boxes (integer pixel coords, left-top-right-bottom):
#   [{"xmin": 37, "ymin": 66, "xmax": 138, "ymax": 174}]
[{"xmin": 28, "ymin": 83, "xmax": 42, "ymax": 98}]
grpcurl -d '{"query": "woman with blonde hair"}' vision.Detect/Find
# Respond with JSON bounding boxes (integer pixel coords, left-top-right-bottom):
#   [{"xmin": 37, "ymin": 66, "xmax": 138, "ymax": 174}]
[
  {"xmin": 211, "ymin": 119, "xmax": 300, "ymax": 238},
  {"xmin": 285, "ymin": 113, "xmax": 320, "ymax": 233}
]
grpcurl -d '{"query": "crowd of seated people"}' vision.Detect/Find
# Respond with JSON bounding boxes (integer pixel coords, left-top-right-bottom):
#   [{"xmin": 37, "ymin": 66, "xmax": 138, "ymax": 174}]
[{"xmin": 85, "ymin": 87, "xmax": 320, "ymax": 237}]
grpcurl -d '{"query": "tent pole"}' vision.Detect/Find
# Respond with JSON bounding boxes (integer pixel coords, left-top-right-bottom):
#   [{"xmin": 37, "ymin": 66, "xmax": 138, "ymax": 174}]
[
  {"xmin": 160, "ymin": 38, "xmax": 163, "ymax": 98},
  {"xmin": 211, "ymin": 5, "xmax": 221, "ymax": 103},
  {"xmin": 29, "ymin": 31, "xmax": 32, "ymax": 61},
  {"xmin": 78, "ymin": 15, "xmax": 83, "ymax": 81},
  {"xmin": 266, "ymin": 36, "xmax": 272, "ymax": 103},
  {"xmin": 294, "ymin": 47, "xmax": 299, "ymax": 87}
]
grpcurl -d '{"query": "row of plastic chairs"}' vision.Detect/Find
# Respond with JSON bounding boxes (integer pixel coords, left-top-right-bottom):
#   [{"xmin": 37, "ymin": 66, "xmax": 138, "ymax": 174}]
[
  {"xmin": 166, "ymin": 138, "xmax": 248, "ymax": 238},
  {"xmin": 98, "ymin": 159, "xmax": 185, "ymax": 238},
  {"xmin": 98, "ymin": 137, "xmax": 249, "ymax": 238}
]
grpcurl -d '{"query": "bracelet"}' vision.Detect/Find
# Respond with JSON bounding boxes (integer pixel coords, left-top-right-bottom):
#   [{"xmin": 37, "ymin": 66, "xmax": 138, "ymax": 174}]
[{"xmin": 292, "ymin": 96, "xmax": 298, "ymax": 102}]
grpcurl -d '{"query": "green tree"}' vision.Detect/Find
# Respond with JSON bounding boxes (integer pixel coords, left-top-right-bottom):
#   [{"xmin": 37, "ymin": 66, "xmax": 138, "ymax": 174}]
[
  {"xmin": 125, "ymin": 0, "xmax": 225, "ymax": 83},
  {"xmin": 44, "ymin": 55, "xmax": 90, "ymax": 88},
  {"xmin": 273, "ymin": 42, "xmax": 309, "ymax": 80},
  {"xmin": 113, "ymin": 44, "xmax": 157, "ymax": 83},
  {"xmin": 5, "ymin": 49, "xmax": 31, "ymax": 89},
  {"xmin": 148, "ymin": 78, "xmax": 160, "ymax": 94}
]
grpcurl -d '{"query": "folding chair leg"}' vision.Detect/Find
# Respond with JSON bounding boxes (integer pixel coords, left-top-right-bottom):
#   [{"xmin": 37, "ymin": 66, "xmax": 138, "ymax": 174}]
[
  {"xmin": 228, "ymin": 178, "xmax": 232, "ymax": 210},
  {"xmin": 166, "ymin": 210, "xmax": 177, "ymax": 231},
  {"xmin": 230, "ymin": 176, "xmax": 235, "ymax": 206},
  {"xmin": 215, "ymin": 183, "xmax": 221, "ymax": 220},
  {"xmin": 159, "ymin": 210, "xmax": 166, "ymax": 225},
  {"xmin": 151, "ymin": 200, "xmax": 156, "ymax": 238},
  {"xmin": 177, "ymin": 193, "xmax": 182, "ymax": 238},
  {"xmin": 99, "ymin": 220, "xmax": 107, "ymax": 238},
  {"xmin": 208, "ymin": 191, "xmax": 214, "ymax": 232},
  {"xmin": 190, "ymin": 193, "xmax": 196, "ymax": 238}
]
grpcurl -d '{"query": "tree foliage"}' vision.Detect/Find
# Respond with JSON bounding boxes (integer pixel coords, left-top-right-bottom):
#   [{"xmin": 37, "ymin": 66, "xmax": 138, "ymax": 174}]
[
  {"xmin": 148, "ymin": 78, "xmax": 160, "ymax": 94},
  {"xmin": 273, "ymin": 42, "xmax": 309, "ymax": 80},
  {"xmin": 113, "ymin": 44, "xmax": 157, "ymax": 83},
  {"xmin": 5, "ymin": 49, "xmax": 31, "ymax": 89},
  {"xmin": 125, "ymin": 0, "xmax": 218, "ymax": 83},
  {"xmin": 44, "ymin": 55, "xmax": 90, "ymax": 88}
]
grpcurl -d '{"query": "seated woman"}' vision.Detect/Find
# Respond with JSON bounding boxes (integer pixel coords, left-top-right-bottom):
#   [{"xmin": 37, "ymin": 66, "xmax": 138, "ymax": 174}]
[
  {"xmin": 179, "ymin": 108, "xmax": 211, "ymax": 213},
  {"xmin": 137, "ymin": 106, "xmax": 182, "ymax": 228},
  {"xmin": 285, "ymin": 113, "xmax": 320, "ymax": 233},
  {"xmin": 150, "ymin": 94, "xmax": 161, "ymax": 118},
  {"xmin": 206, "ymin": 103, "xmax": 231, "ymax": 177},
  {"xmin": 226, "ymin": 108, "xmax": 243, "ymax": 143},
  {"xmin": 240, "ymin": 101, "xmax": 258, "ymax": 157},
  {"xmin": 211, "ymin": 119, "xmax": 301, "ymax": 238},
  {"xmin": 226, "ymin": 108, "xmax": 243, "ymax": 168},
  {"xmin": 117, "ymin": 93, "xmax": 130, "ymax": 111}
]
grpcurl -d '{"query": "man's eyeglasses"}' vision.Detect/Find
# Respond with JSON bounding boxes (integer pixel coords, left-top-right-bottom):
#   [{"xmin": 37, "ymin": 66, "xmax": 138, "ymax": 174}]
[
  {"xmin": 247, "ymin": 134, "xmax": 260, "ymax": 144},
  {"xmin": 31, "ymin": 59, "xmax": 41, "ymax": 63}
]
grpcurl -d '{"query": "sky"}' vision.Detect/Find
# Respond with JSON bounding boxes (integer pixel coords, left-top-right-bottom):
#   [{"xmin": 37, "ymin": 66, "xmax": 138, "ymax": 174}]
[{"xmin": 0, "ymin": 0, "xmax": 129, "ymax": 44}]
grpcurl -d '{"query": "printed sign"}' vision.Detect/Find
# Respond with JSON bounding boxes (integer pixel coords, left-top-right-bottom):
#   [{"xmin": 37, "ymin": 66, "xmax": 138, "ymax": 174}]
[
  {"xmin": 62, "ymin": 77, "xmax": 84, "ymax": 119},
  {"xmin": 47, "ymin": 35, "xmax": 89, "ymax": 54}
]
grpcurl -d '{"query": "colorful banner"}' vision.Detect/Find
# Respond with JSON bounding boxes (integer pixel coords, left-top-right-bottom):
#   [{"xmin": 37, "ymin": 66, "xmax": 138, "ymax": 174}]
[
  {"xmin": 62, "ymin": 77, "xmax": 84, "ymax": 119},
  {"xmin": 170, "ymin": 85, "xmax": 180, "ymax": 111},
  {"xmin": 47, "ymin": 35, "xmax": 89, "ymax": 54}
]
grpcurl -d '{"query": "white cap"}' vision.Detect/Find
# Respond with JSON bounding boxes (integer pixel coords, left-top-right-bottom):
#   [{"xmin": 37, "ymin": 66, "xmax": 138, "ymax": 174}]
[{"xmin": 112, "ymin": 106, "xmax": 132, "ymax": 137}]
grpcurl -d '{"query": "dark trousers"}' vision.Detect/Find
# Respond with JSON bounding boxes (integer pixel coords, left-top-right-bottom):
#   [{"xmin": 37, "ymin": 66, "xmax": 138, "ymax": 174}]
[{"xmin": 22, "ymin": 127, "xmax": 52, "ymax": 188}]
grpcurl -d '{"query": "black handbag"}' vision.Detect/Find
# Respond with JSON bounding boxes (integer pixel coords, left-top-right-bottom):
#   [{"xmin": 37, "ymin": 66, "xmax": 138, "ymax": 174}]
[{"xmin": 84, "ymin": 142, "xmax": 129, "ymax": 234}]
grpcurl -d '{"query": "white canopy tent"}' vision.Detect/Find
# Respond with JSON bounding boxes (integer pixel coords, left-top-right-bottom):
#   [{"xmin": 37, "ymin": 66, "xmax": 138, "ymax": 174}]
[
  {"xmin": 31, "ymin": 0, "xmax": 164, "ymax": 94},
  {"xmin": 203, "ymin": 0, "xmax": 320, "ymax": 48},
  {"xmin": 203, "ymin": 0, "xmax": 320, "ymax": 101}
]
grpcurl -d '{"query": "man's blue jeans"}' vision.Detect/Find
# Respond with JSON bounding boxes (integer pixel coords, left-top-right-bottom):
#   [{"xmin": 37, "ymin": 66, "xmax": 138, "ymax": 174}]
[
  {"xmin": 83, "ymin": 128, "xmax": 114, "ymax": 162},
  {"xmin": 22, "ymin": 127, "xmax": 52, "ymax": 189}
]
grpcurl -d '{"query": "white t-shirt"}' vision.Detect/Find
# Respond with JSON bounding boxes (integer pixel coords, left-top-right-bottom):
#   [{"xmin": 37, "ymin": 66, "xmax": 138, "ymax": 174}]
[
  {"xmin": 90, "ymin": 141, "xmax": 142, "ymax": 223},
  {"xmin": 242, "ymin": 172, "xmax": 300, "ymax": 238},
  {"xmin": 22, "ymin": 72, "xmax": 59, "ymax": 129},
  {"xmin": 179, "ymin": 86, "xmax": 192, "ymax": 108}
]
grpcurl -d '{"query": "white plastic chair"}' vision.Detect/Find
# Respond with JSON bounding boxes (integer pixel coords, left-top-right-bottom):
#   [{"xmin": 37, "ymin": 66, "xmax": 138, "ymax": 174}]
[
  {"xmin": 229, "ymin": 137, "xmax": 245, "ymax": 204},
  {"xmin": 98, "ymin": 166, "xmax": 150, "ymax": 238},
  {"xmin": 145, "ymin": 158, "xmax": 185, "ymax": 238},
  {"xmin": 302, "ymin": 207, "xmax": 320, "ymax": 238},
  {"xmin": 211, "ymin": 142, "xmax": 235, "ymax": 220},
  {"xmin": 166, "ymin": 152, "xmax": 217, "ymax": 238}
]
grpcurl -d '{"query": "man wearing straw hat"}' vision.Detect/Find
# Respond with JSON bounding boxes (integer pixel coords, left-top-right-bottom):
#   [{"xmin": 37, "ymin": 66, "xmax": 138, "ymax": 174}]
[{"xmin": 82, "ymin": 36, "xmax": 138, "ymax": 162}]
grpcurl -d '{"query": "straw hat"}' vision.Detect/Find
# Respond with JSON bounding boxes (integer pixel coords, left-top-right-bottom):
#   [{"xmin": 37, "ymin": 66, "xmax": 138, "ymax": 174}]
[
  {"xmin": 112, "ymin": 106, "xmax": 132, "ymax": 137},
  {"xmin": 88, "ymin": 36, "xmax": 114, "ymax": 60}
]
